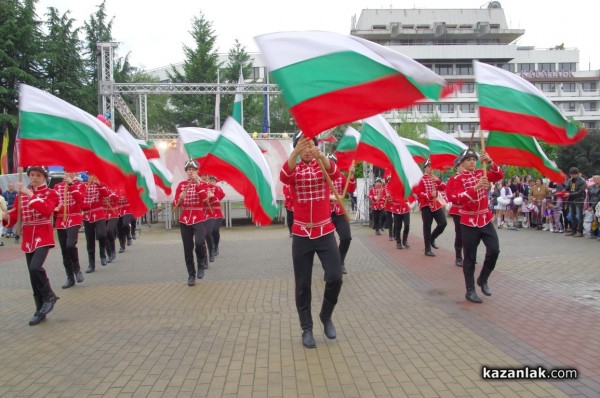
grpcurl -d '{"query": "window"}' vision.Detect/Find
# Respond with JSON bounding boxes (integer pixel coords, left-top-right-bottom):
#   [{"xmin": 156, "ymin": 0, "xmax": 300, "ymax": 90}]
[
  {"xmin": 582, "ymin": 102, "xmax": 598, "ymax": 111},
  {"xmin": 460, "ymin": 83, "xmax": 475, "ymax": 93},
  {"xmin": 456, "ymin": 64, "xmax": 473, "ymax": 75},
  {"xmin": 439, "ymin": 104, "xmax": 455, "ymax": 113},
  {"xmin": 581, "ymin": 82, "xmax": 597, "ymax": 92},
  {"xmin": 562, "ymin": 102, "xmax": 576, "ymax": 112},
  {"xmin": 559, "ymin": 63, "xmax": 576, "ymax": 72},
  {"xmin": 561, "ymin": 83, "xmax": 576, "ymax": 92},
  {"xmin": 497, "ymin": 63, "xmax": 514, "ymax": 72},
  {"xmin": 538, "ymin": 63, "xmax": 556, "ymax": 72},
  {"xmin": 434, "ymin": 64, "xmax": 453, "ymax": 76},
  {"xmin": 372, "ymin": 25, "xmax": 387, "ymax": 30},
  {"xmin": 518, "ymin": 63, "xmax": 535, "ymax": 72},
  {"xmin": 458, "ymin": 123, "xmax": 477, "ymax": 134},
  {"xmin": 421, "ymin": 63, "xmax": 433, "ymax": 71},
  {"xmin": 583, "ymin": 121, "xmax": 597, "ymax": 129},
  {"xmin": 248, "ymin": 67, "xmax": 262, "ymax": 80},
  {"xmin": 460, "ymin": 103, "xmax": 476, "ymax": 113},
  {"xmin": 539, "ymin": 83, "xmax": 556, "ymax": 92},
  {"xmin": 417, "ymin": 104, "xmax": 434, "ymax": 113}
]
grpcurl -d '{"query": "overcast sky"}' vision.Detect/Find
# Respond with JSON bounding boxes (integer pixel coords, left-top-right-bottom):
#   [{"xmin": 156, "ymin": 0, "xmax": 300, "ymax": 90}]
[{"xmin": 36, "ymin": 0, "xmax": 599, "ymax": 71}]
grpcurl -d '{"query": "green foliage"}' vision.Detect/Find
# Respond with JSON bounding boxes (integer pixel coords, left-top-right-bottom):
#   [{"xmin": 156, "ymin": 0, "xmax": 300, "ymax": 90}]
[{"xmin": 556, "ymin": 130, "xmax": 600, "ymax": 178}]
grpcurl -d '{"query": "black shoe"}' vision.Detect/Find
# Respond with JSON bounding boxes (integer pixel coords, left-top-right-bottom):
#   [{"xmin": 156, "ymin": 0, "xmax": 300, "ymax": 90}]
[
  {"xmin": 119, "ymin": 246, "xmax": 125, "ymax": 253},
  {"xmin": 431, "ymin": 240, "xmax": 439, "ymax": 249},
  {"xmin": 424, "ymin": 249, "xmax": 436, "ymax": 257},
  {"xmin": 28, "ymin": 312, "xmax": 46, "ymax": 326},
  {"xmin": 302, "ymin": 329, "xmax": 316, "ymax": 348},
  {"xmin": 127, "ymin": 238, "xmax": 132, "ymax": 246},
  {"xmin": 455, "ymin": 258, "xmax": 463, "ymax": 267},
  {"xmin": 198, "ymin": 268, "xmax": 205, "ymax": 279},
  {"xmin": 209, "ymin": 253, "xmax": 215, "ymax": 263},
  {"xmin": 477, "ymin": 278, "xmax": 492, "ymax": 296},
  {"xmin": 214, "ymin": 247, "xmax": 219, "ymax": 256},
  {"xmin": 396, "ymin": 241, "xmax": 403, "ymax": 249},
  {"xmin": 466, "ymin": 289, "xmax": 483, "ymax": 303},
  {"xmin": 61, "ymin": 278, "xmax": 75, "ymax": 289},
  {"xmin": 101, "ymin": 258, "xmax": 107, "ymax": 266},
  {"xmin": 85, "ymin": 265, "xmax": 95, "ymax": 273},
  {"xmin": 201, "ymin": 259, "xmax": 208, "ymax": 270},
  {"xmin": 75, "ymin": 271, "xmax": 84, "ymax": 283},
  {"xmin": 108, "ymin": 253, "xmax": 116, "ymax": 262},
  {"xmin": 131, "ymin": 235, "xmax": 137, "ymax": 240},
  {"xmin": 40, "ymin": 293, "xmax": 59, "ymax": 315},
  {"xmin": 375, "ymin": 230, "xmax": 381, "ymax": 235},
  {"xmin": 341, "ymin": 265, "xmax": 347, "ymax": 274},
  {"xmin": 188, "ymin": 276, "xmax": 196, "ymax": 286},
  {"xmin": 403, "ymin": 241, "xmax": 410, "ymax": 249}
]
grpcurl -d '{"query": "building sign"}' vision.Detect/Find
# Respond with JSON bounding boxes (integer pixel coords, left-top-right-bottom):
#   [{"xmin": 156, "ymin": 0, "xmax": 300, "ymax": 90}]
[{"xmin": 518, "ymin": 71, "xmax": 574, "ymax": 79}]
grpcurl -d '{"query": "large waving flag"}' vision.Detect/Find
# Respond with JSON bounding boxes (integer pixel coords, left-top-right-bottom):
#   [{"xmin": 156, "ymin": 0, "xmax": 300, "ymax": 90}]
[
  {"xmin": 426, "ymin": 125, "xmax": 468, "ymax": 170},
  {"xmin": 0, "ymin": 124, "xmax": 8, "ymax": 174},
  {"xmin": 486, "ymin": 131, "xmax": 566, "ymax": 183},
  {"xmin": 474, "ymin": 60, "xmax": 587, "ymax": 145},
  {"xmin": 232, "ymin": 69, "xmax": 244, "ymax": 125},
  {"xmin": 18, "ymin": 84, "xmax": 154, "ymax": 216},
  {"xmin": 399, "ymin": 136, "xmax": 429, "ymax": 163},
  {"xmin": 116, "ymin": 126, "xmax": 157, "ymax": 206},
  {"xmin": 357, "ymin": 115, "xmax": 423, "ymax": 199},
  {"xmin": 137, "ymin": 139, "xmax": 173, "ymax": 196},
  {"xmin": 177, "ymin": 127, "xmax": 220, "ymax": 165},
  {"xmin": 199, "ymin": 117, "xmax": 279, "ymax": 224},
  {"xmin": 255, "ymin": 31, "xmax": 448, "ymax": 138},
  {"xmin": 334, "ymin": 126, "xmax": 360, "ymax": 170}
]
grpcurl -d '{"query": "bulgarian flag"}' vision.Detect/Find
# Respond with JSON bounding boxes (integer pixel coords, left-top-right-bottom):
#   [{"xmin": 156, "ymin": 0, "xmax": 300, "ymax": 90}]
[
  {"xmin": 232, "ymin": 69, "xmax": 244, "ymax": 126},
  {"xmin": 255, "ymin": 31, "xmax": 448, "ymax": 138},
  {"xmin": 199, "ymin": 117, "xmax": 279, "ymax": 225},
  {"xmin": 474, "ymin": 60, "xmax": 587, "ymax": 145},
  {"xmin": 116, "ymin": 126, "xmax": 157, "ymax": 203},
  {"xmin": 137, "ymin": 139, "xmax": 173, "ymax": 196},
  {"xmin": 177, "ymin": 127, "xmax": 220, "ymax": 166},
  {"xmin": 399, "ymin": 136, "xmax": 429, "ymax": 163},
  {"xmin": 357, "ymin": 115, "xmax": 422, "ymax": 199},
  {"xmin": 426, "ymin": 125, "xmax": 467, "ymax": 170},
  {"xmin": 18, "ymin": 84, "xmax": 154, "ymax": 216},
  {"xmin": 334, "ymin": 126, "xmax": 360, "ymax": 170},
  {"xmin": 486, "ymin": 131, "xmax": 566, "ymax": 183}
]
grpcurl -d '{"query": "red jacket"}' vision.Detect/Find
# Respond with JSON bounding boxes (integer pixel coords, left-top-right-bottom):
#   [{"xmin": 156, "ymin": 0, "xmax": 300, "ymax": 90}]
[
  {"xmin": 369, "ymin": 185, "xmax": 386, "ymax": 210},
  {"xmin": 280, "ymin": 159, "xmax": 339, "ymax": 239},
  {"xmin": 283, "ymin": 184, "xmax": 293, "ymax": 211},
  {"xmin": 3, "ymin": 185, "xmax": 58, "ymax": 253},
  {"xmin": 174, "ymin": 179, "xmax": 209, "ymax": 225},
  {"xmin": 445, "ymin": 173, "xmax": 463, "ymax": 216},
  {"xmin": 117, "ymin": 192, "xmax": 132, "ymax": 217},
  {"xmin": 330, "ymin": 173, "xmax": 356, "ymax": 215},
  {"xmin": 103, "ymin": 186, "xmax": 119, "ymax": 220},
  {"xmin": 446, "ymin": 165, "xmax": 504, "ymax": 227},
  {"xmin": 413, "ymin": 174, "xmax": 446, "ymax": 212},
  {"xmin": 54, "ymin": 180, "xmax": 86, "ymax": 229},
  {"xmin": 82, "ymin": 182, "xmax": 112, "ymax": 222},
  {"xmin": 206, "ymin": 183, "xmax": 225, "ymax": 219},
  {"xmin": 385, "ymin": 186, "xmax": 411, "ymax": 214}
]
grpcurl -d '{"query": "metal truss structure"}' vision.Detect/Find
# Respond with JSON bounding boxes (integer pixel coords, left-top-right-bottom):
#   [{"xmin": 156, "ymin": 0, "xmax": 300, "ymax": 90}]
[{"xmin": 97, "ymin": 42, "xmax": 281, "ymax": 140}]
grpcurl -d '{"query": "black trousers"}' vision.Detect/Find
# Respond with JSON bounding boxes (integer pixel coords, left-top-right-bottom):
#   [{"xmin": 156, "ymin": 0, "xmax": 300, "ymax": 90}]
[
  {"xmin": 393, "ymin": 213, "xmax": 410, "ymax": 242},
  {"xmin": 57, "ymin": 226, "xmax": 81, "ymax": 277},
  {"xmin": 26, "ymin": 246, "xmax": 53, "ymax": 299},
  {"xmin": 331, "ymin": 213, "xmax": 352, "ymax": 266},
  {"xmin": 421, "ymin": 207, "xmax": 447, "ymax": 249},
  {"xmin": 179, "ymin": 221, "xmax": 207, "ymax": 277},
  {"xmin": 83, "ymin": 219, "xmax": 107, "ymax": 264},
  {"xmin": 385, "ymin": 211, "xmax": 394, "ymax": 237},
  {"xmin": 130, "ymin": 217, "xmax": 137, "ymax": 238},
  {"xmin": 212, "ymin": 218, "xmax": 222, "ymax": 249},
  {"xmin": 372, "ymin": 209, "xmax": 384, "ymax": 230},
  {"xmin": 292, "ymin": 233, "xmax": 343, "ymax": 317},
  {"xmin": 204, "ymin": 218, "xmax": 215, "ymax": 253},
  {"xmin": 461, "ymin": 222, "xmax": 500, "ymax": 290},
  {"xmin": 286, "ymin": 208, "xmax": 294, "ymax": 234},
  {"xmin": 451, "ymin": 214, "xmax": 463, "ymax": 260},
  {"xmin": 117, "ymin": 214, "xmax": 132, "ymax": 248},
  {"xmin": 101, "ymin": 218, "xmax": 118, "ymax": 258}
]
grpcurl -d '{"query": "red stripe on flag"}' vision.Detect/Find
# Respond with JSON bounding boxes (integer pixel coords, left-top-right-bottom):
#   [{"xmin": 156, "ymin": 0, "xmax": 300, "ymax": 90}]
[
  {"xmin": 486, "ymin": 146, "xmax": 566, "ymax": 183},
  {"xmin": 430, "ymin": 154, "xmax": 458, "ymax": 170}
]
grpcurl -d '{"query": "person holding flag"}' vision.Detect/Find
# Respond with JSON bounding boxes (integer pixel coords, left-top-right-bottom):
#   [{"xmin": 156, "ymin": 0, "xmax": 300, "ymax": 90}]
[
  {"xmin": 2, "ymin": 166, "xmax": 60, "ymax": 325},
  {"xmin": 208, "ymin": 176, "xmax": 225, "ymax": 257},
  {"xmin": 445, "ymin": 158, "xmax": 466, "ymax": 267},
  {"xmin": 369, "ymin": 178, "xmax": 386, "ymax": 235},
  {"xmin": 117, "ymin": 191, "xmax": 133, "ymax": 253},
  {"xmin": 413, "ymin": 160, "xmax": 447, "ymax": 257},
  {"xmin": 386, "ymin": 180, "xmax": 412, "ymax": 250},
  {"xmin": 82, "ymin": 174, "xmax": 114, "ymax": 272},
  {"xmin": 280, "ymin": 132, "xmax": 343, "ymax": 349}
]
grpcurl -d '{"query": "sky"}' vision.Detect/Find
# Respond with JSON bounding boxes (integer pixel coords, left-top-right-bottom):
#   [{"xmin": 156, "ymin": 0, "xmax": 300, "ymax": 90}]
[{"xmin": 36, "ymin": 0, "xmax": 599, "ymax": 71}]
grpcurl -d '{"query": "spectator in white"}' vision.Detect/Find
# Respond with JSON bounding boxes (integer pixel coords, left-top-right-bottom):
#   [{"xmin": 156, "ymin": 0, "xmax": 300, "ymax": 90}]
[{"xmin": 496, "ymin": 180, "xmax": 512, "ymax": 228}]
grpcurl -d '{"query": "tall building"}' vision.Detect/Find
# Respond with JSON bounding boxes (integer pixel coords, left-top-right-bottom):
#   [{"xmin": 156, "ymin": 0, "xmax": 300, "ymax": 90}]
[{"xmin": 350, "ymin": 2, "xmax": 600, "ymax": 139}]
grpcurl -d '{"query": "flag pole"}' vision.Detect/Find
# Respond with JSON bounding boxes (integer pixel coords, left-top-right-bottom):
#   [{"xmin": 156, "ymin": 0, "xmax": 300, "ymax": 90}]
[
  {"xmin": 341, "ymin": 160, "xmax": 356, "ymax": 199},
  {"xmin": 316, "ymin": 158, "xmax": 351, "ymax": 221},
  {"xmin": 63, "ymin": 177, "xmax": 68, "ymax": 220},
  {"xmin": 15, "ymin": 167, "xmax": 23, "ymax": 235},
  {"xmin": 480, "ymin": 129, "xmax": 487, "ymax": 177}
]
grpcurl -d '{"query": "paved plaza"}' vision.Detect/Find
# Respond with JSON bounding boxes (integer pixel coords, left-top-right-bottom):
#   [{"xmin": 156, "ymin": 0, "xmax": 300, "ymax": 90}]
[{"xmin": 0, "ymin": 213, "xmax": 599, "ymax": 397}]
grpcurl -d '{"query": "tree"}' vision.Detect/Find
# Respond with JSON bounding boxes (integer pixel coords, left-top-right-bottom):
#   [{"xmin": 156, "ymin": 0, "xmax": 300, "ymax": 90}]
[
  {"xmin": 41, "ymin": 7, "xmax": 88, "ymax": 109},
  {"xmin": 168, "ymin": 12, "xmax": 220, "ymax": 128},
  {"xmin": 556, "ymin": 130, "xmax": 600, "ymax": 178}
]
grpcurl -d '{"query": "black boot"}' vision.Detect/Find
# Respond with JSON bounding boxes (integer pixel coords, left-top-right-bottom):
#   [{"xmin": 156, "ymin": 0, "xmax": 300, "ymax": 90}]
[
  {"xmin": 29, "ymin": 295, "xmax": 46, "ymax": 326},
  {"xmin": 465, "ymin": 287, "xmax": 483, "ymax": 303},
  {"xmin": 209, "ymin": 249, "xmax": 215, "ymax": 263},
  {"xmin": 396, "ymin": 241, "xmax": 403, "ymax": 249},
  {"xmin": 86, "ymin": 254, "xmax": 95, "ymax": 273},
  {"xmin": 477, "ymin": 277, "xmax": 492, "ymax": 296},
  {"xmin": 455, "ymin": 258, "xmax": 463, "ymax": 267},
  {"xmin": 299, "ymin": 310, "xmax": 316, "ymax": 348},
  {"xmin": 424, "ymin": 248, "xmax": 436, "ymax": 257},
  {"xmin": 214, "ymin": 246, "xmax": 219, "ymax": 256},
  {"xmin": 40, "ymin": 292, "xmax": 59, "ymax": 315},
  {"xmin": 341, "ymin": 265, "xmax": 347, "ymax": 274},
  {"xmin": 402, "ymin": 235, "xmax": 410, "ymax": 248},
  {"xmin": 61, "ymin": 276, "xmax": 75, "ymax": 289},
  {"xmin": 319, "ymin": 300, "xmax": 337, "ymax": 339},
  {"xmin": 72, "ymin": 248, "xmax": 84, "ymax": 282},
  {"xmin": 201, "ymin": 256, "xmax": 208, "ymax": 270}
]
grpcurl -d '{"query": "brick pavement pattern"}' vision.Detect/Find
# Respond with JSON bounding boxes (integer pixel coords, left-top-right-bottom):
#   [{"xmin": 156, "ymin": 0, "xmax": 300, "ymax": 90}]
[{"xmin": 0, "ymin": 214, "xmax": 598, "ymax": 397}]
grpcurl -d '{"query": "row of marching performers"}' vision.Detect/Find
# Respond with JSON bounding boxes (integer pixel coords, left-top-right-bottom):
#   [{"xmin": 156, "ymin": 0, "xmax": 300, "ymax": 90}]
[{"xmin": 1, "ymin": 167, "xmax": 139, "ymax": 326}]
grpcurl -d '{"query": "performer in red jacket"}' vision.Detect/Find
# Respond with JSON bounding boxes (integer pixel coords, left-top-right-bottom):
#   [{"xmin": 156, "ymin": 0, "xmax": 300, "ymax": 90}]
[
  {"xmin": 445, "ymin": 158, "xmax": 466, "ymax": 267},
  {"xmin": 386, "ymin": 181, "xmax": 412, "ymax": 249},
  {"xmin": 329, "ymin": 155, "xmax": 356, "ymax": 274},
  {"xmin": 446, "ymin": 148, "xmax": 504, "ymax": 303},
  {"xmin": 413, "ymin": 160, "xmax": 447, "ymax": 257},
  {"xmin": 280, "ymin": 132, "xmax": 343, "ymax": 348},
  {"xmin": 208, "ymin": 176, "xmax": 225, "ymax": 257},
  {"xmin": 82, "ymin": 174, "xmax": 113, "ymax": 272},
  {"xmin": 117, "ymin": 191, "xmax": 133, "ymax": 253},
  {"xmin": 368, "ymin": 178, "xmax": 386, "ymax": 235},
  {"xmin": 283, "ymin": 183, "xmax": 294, "ymax": 237},
  {"xmin": 54, "ymin": 170, "xmax": 86, "ymax": 288},
  {"xmin": 2, "ymin": 166, "xmax": 59, "ymax": 325}
]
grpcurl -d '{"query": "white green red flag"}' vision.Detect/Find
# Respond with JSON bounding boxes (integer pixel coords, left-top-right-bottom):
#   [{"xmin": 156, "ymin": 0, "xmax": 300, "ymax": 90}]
[
  {"xmin": 232, "ymin": 69, "xmax": 244, "ymax": 126},
  {"xmin": 200, "ymin": 117, "xmax": 279, "ymax": 224},
  {"xmin": 18, "ymin": 84, "xmax": 154, "ymax": 216},
  {"xmin": 357, "ymin": 115, "xmax": 423, "ymax": 199},
  {"xmin": 486, "ymin": 131, "xmax": 566, "ymax": 183},
  {"xmin": 177, "ymin": 127, "xmax": 220, "ymax": 165},
  {"xmin": 255, "ymin": 31, "xmax": 448, "ymax": 138},
  {"xmin": 137, "ymin": 139, "xmax": 173, "ymax": 196},
  {"xmin": 426, "ymin": 125, "xmax": 468, "ymax": 170},
  {"xmin": 399, "ymin": 136, "xmax": 429, "ymax": 163},
  {"xmin": 334, "ymin": 126, "xmax": 360, "ymax": 170},
  {"xmin": 474, "ymin": 60, "xmax": 587, "ymax": 145},
  {"xmin": 116, "ymin": 126, "xmax": 157, "ymax": 206}
]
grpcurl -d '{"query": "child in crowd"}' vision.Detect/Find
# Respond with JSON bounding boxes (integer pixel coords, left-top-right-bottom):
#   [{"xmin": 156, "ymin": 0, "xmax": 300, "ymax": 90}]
[
  {"xmin": 543, "ymin": 201, "xmax": 554, "ymax": 231},
  {"xmin": 550, "ymin": 201, "xmax": 564, "ymax": 233},
  {"xmin": 583, "ymin": 207, "xmax": 595, "ymax": 238},
  {"xmin": 521, "ymin": 198, "xmax": 537, "ymax": 229}
]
